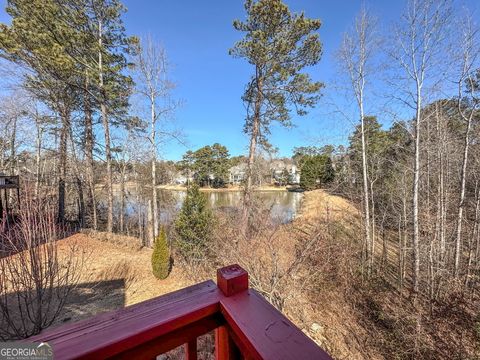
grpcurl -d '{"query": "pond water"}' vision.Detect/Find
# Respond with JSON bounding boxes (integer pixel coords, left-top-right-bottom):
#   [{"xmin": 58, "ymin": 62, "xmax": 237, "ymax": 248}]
[
  {"xmin": 105, "ymin": 188, "xmax": 303, "ymax": 226},
  {"xmin": 166, "ymin": 190, "xmax": 302, "ymax": 223}
]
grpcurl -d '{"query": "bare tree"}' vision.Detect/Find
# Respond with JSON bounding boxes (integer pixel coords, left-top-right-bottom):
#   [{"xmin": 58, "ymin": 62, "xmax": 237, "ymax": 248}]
[
  {"xmin": 30, "ymin": 105, "xmax": 55, "ymax": 199},
  {"xmin": 453, "ymin": 15, "xmax": 480, "ymax": 277},
  {"xmin": 0, "ymin": 94, "xmax": 27, "ymax": 176},
  {"xmin": 0, "ymin": 195, "xmax": 82, "ymax": 339},
  {"xmin": 33, "ymin": 108, "xmax": 45, "ymax": 198},
  {"xmin": 135, "ymin": 36, "xmax": 178, "ymax": 246},
  {"xmin": 96, "ymin": 17, "xmax": 114, "ymax": 233},
  {"xmin": 83, "ymin": 70, "xmax": 97, "ymax": 229},
  {"xmin": 338, "ymin": 6, "xmax": 377, "ymax": 275},
  {"xmin": 114, "ymin": 122, "xmax": 146, "ymax": 234},
  {"xmin": 390, "ymin": 0, "xmax": 450, "ymax": 296}
]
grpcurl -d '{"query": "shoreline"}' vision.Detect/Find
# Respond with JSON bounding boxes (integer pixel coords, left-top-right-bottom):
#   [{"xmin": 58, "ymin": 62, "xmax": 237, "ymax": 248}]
[
  {"xmin": 156, "ymin": 184, "xmax": 289, "ymax": 192},
  {"xmin": 97, "ymin": 182, "xmax": 294, "ymax": 193}
]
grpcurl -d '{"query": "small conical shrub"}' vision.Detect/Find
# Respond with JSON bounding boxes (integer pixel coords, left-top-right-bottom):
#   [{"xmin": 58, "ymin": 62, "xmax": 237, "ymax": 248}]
[
  {"xmin": 175, "ymin": 184, "xmax": 214, "ymax": 258},
  {"xmin": 151, "ymin": 227, "xmax": 170, "ymax": 279}
]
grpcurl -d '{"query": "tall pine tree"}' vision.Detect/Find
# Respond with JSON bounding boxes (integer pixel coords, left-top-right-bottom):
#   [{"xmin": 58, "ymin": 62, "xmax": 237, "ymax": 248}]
[{"xmin": 230, "ymin": 0, "xmax": 323, "ymax": 223}]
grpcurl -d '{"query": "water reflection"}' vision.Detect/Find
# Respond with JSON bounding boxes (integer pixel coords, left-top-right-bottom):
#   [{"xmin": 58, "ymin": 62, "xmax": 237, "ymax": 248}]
[
  {"xmin": 206, "ymin": 191, "xmax": 302, "ymax": 223},
  {"xmin": 105, "ymin": 188, "xmax": 303, "ymax": 226}
]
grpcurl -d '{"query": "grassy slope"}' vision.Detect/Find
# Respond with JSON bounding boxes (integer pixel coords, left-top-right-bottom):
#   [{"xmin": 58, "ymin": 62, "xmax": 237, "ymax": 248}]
[
  {"xmin": 54, "ymin": 234, "xmax": 194, "ymax": 325},
  {"xmin": 52, "ymin": 189, "xmax": 375, "ymax": 358},
  {"xmin": 36, "ymin": 189, "xmax": 476, "ymax": 359},
  {"xmin": 297, "ymin": 191, "xmax": 479, "ymax": 360},
  {"xmin": 292, "ymin": 190, "xmax": 386, "ymax": 359}
]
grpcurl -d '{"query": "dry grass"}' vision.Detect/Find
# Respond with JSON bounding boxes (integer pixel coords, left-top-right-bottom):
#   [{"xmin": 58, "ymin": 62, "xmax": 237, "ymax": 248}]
[
  {"xmin": 80, "ymin": 229, "xmax": 143, "ymax": 250},
  {"xmin": 1, "ymin": 189, "xmax": 370, "ymax": 357},
  {"xmin": 286, "ymin": 190, "xmax": 383, "ymax": 359},
  {"xmin": 296, "ymin": 192, "xmax": 480, "ymax": 360},
  {"xmin": 176, "ymin": 189, "xmax": 377, "ymax": 359},
  {"xmin": 296, "ymin": 189, "xmax": 360, "ymax": 223},
  {"xmin": 50, "ymin": 233, "xmax": 196, "ymax": 327},
  {"xmin": 8, "ymin": 188, "xmax": 474, "ymax": 359}
]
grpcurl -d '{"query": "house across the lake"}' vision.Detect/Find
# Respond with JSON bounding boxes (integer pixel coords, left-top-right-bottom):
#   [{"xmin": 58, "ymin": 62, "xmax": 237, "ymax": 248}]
[
  {"xmin": 229, "ymin": 163, "xmax": 247, "ymax": 184},
  {"xmin": 227, "ymin": 160, "xmax": 300, "ymax": 185},
  {"xmin": 270, "ymin": 160, "xmax": 300, "ymax": 185}
]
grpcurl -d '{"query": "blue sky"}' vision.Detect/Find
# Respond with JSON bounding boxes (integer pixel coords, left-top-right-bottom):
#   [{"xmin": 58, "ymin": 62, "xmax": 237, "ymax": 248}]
[
  {"xmin": 120, "ymin": 0, "xmax": 404, "ymax": 160},
  {"xmin": 1, "ymin": 0, "xmax": 479, "ymax": 160}
]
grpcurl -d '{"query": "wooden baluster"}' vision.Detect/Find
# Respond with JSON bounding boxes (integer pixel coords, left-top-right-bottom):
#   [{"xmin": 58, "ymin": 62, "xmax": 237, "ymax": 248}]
[
  {"xmin": 185, "ymin": 339, "xmax": 197, "ymax": 360},
  {"xmin": 215, "ymin": 264, "xmax": 248, "ymax": 360},
  {"xmin": 215, "ymin": 326, "xmax": 241, "ymax": 360}
]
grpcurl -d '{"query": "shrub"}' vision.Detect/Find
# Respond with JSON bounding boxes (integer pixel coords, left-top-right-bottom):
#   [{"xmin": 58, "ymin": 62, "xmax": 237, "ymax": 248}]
[
  {"xmin": 0, "ymin": 195, "xmax": 82, "ymax": 340},
  {"xmin": 151, "ymin": 227, "xmax": 170, "ymax": 279},
  {"xmin": 175, "ymin": 184, "xmax": 214, "ymax": 262}
]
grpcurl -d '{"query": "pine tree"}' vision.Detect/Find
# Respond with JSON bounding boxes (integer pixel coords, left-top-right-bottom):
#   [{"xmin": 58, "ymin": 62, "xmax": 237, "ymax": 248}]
[
  {"xmin": 180, "ymin": 144, "xmax": 230, "ymax": 187},
  {"xmin": 174, "ymin": 184, "xmax": 214, "ymax": 260},
  {"xmin": 299, "ymin": 154, "xmax": 334, "ymax": 190},
  {"xmin": 230, "ymin": 0, "xmax": 324, "ymax": 217},
  {"xmin": 151, "ymin": 227, "xmax": 170, "ymax": 280},
  {"xmin": 0, "ymin": 0, "xmax": 81, "ymax": 222},
  {"xmin": 86, "ymin": 0, "xmax": 136, "ymax": 233},
  {"xmin": 0, "ymin": 0, "xmax": 136, "ymax": 226}
]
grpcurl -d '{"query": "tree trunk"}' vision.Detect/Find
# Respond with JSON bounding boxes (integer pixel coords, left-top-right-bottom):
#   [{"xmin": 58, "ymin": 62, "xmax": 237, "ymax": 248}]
[
  {"xmin": 68, "ymin": 127, "xmax": 85, "ymax": 227},
  {"xmin": 9, "ymin": 116, "xmax": 17, "ymax": 176},
  {"xmin": 243, "ymin": 74, "xmax": 263, "ymax": 226},
  {"xmin": 58, "ymin": 108, "xmax": 70, "ymax": 223},
  {"xmin": 370, "ymin": 178, "xmax": 376, "ymax": 270},
  {"xmin": 437, "ymin": 109, "xmax": 446, "ymax": 263},
  {"xmin": 98, "ymin": 19, "xmax": 113, "ymax": 233},
  {"xmin": 412, "ymin": 89, "xmax": 422, "ymax": 296},
  {"xmin": 0, "ymin": 133, "xmax": 4, "ymax": 171},
  {"xmin": 398, "ymin": 214, "xmax": 404, "ymax": 289},
  {"xmin": 35, "ymin": 116, "xmax": 43, "ymax": 198},
  {"xmin": 151, "ymin": 94, "xmax": 158, "ymax": 240},
  {"xmin": 147, "ymin": 199, "xmax": 153, "ymax": 248},
  {"xmin": 119, "ymin": 167, "xmax": 125, "ymax": 233},
  {"xmin": 472, "ymin": 186, "xmax": 480, "ymax": 287},
  {"xmin": 359, "ymin": 95, "xmax": 372, "ymax": 276},
  {"xmin": 76, "ymin": 176, "xmax": 85, "ymax": 227},
  {"xmin": 454, "ymin": 107, "xmax": 473, "ymax": 277},
  {"xmin": 84, "ymin": 71, "xmax": 97, "ymax": 229}
]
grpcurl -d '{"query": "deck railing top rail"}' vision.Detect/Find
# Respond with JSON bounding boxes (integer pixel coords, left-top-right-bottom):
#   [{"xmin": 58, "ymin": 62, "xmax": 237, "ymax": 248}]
[{"xmin": 30, "ymin": 264, "xmax": 332, "ymax": 360}]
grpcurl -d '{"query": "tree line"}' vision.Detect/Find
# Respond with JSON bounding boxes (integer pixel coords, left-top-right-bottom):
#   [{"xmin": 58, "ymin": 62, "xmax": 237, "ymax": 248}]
[
  {"xmin": 332, "ymin": 0, "xmax": 480, "ymax": 315},
  {"xmin": 0, "ymin": 0, "xmax": 178, "ymax": 244}
]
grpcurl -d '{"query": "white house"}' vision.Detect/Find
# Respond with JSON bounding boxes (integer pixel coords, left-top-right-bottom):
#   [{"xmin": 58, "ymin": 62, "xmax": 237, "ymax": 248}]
[
  {"xmin": 228, "ymin": 163, "xmax": 247, "ymax": 184},
  {"xmin": 270, "ymin": 160, "xmax": 300, "ymax": 184}
]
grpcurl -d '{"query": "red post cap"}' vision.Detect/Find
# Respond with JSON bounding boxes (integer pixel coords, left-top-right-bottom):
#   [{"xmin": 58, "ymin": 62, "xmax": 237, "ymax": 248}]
[{"xmin": 217, "ymin": 264, "xmax": 249, "ymax": 297}]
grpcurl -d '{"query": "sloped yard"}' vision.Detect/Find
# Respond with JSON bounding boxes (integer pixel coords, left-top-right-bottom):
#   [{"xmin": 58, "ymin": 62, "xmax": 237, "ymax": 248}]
[{"xmin": 53, "ymin": 233, "xmax": 193, "ymax": 326}]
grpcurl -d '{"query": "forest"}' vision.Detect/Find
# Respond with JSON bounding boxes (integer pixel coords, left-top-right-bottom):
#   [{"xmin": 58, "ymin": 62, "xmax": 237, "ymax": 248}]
[{"xmin": 0, "ymin": 0, "xmax": 479, "ymax": 359}]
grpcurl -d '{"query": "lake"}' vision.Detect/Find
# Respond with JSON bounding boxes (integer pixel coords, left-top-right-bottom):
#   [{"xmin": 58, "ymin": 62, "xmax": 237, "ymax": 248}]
[{"xmin": 106, "ymin": 188, "xmax": 304, "ymax": 225}]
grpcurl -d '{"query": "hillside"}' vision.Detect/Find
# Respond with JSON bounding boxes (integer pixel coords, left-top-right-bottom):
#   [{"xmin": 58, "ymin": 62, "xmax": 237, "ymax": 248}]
[
  {"xmin": 38, "ymin": 191, "xmax": 375, "ymax": 359},
  {"xmin": 52, "ymin": 234, "xmax": 191, "ymax": 325},
  {"xmin": 50, "ymin": 190, "xmax": 374, "ymax": 359},
  {"xmin": 24, "ymin": 189, "xmax": 479, "ymax": 359}
]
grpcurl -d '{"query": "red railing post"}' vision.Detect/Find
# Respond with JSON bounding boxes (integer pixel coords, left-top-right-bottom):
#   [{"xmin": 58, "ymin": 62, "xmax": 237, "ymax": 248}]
[
  {"xmin": 215, "ymin": 264, "xmax": 248, "ymax": 360},
  {"xmin": 215, "ymin": 326, "xmax": 239, "ymax": 360},
  {"xmin": 185, "ymin": 339, "xmax": 197, "ymax": 360},
  {"xmin": 216, "ymin": 264, "xmax": 248, "ymax": 297}
]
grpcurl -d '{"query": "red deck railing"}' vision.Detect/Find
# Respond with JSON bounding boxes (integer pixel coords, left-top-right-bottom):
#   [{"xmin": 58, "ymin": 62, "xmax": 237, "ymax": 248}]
[{"xmin": 30, "ymin": 264, "xmax": 332, "ymax": 360}]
